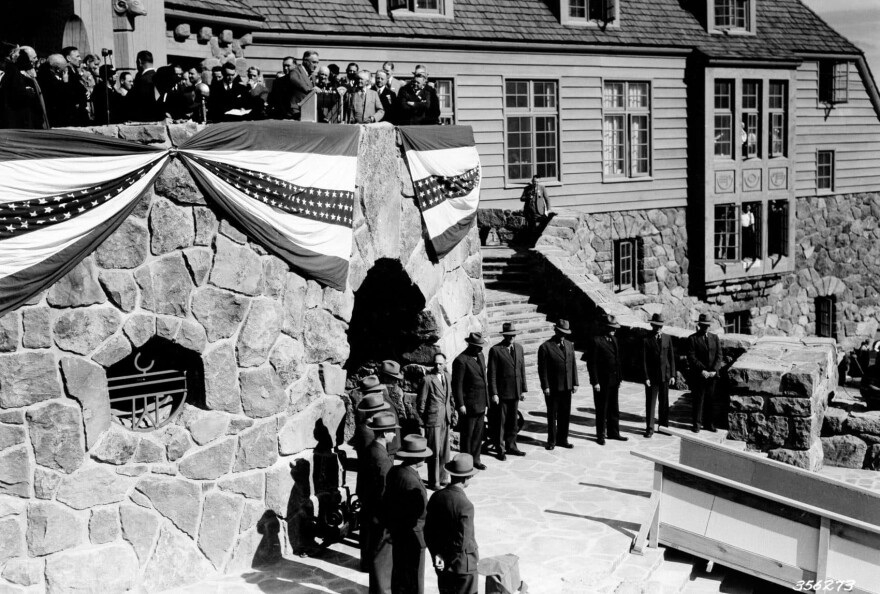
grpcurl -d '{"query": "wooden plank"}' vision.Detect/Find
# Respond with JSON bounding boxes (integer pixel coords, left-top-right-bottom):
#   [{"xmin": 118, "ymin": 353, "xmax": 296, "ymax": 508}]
[
  {"xmin": 632, "ymin": 464, "xmax": 662, "ymax": 555},
  {"xmin": 817, "ymin": 517, "xmax": 830, "ymax": 581},
  {"xmin": 827, "ymin": 522, "xmax": 880, "ymax": 593},
  {"xmin": 660, "ymin": 478, "xmax": 713, "ymax": 535}
]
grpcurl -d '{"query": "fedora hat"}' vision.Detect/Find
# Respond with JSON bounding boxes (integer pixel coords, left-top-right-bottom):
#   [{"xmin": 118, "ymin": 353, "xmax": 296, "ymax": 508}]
[
  {"xmin": 465, "ymin": 332, "xmax": 486, "ymax": 346},
  {"xmin": 367, "ymin": 411, "xmax": 400, "ymax": 431},
  {"xmin": 649, "ymin": 313, "xmax": 665, "ymax": 327},
  {"xmin": 358, "ymin": 374, "xmax": 385, "ymax": 393},
  {"xmin": 697, "ymin": 313, "xmax": 713, "ymax": 326},
  {"xmin": 500, "ymin": 322, "xmax": 519, "ymax": 335},
  {"xmin": 396, "ymin": 434, "xmax": 433, "ymax": 459},
  {"xmin": 357, "ymin": 392, "xmax": 389, "ymax": 413},
  {"xmin": 444, "ymin": 453, "xmax": 479, "ymax": 477},
  {"xmin": 380, "ymin": 360, "xmax": 403, "ymax": 380},
  {"xmin": 554, "ymin": 319, "xmax": 572, "ymax": 334},
  {"xmin": 603, "ymin": 314, "xmax": 621, "ymax": 329}
]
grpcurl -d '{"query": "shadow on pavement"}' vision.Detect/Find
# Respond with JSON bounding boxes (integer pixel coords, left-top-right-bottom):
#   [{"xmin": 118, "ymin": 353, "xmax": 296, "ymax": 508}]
[
  {"xmin": 544, "ymin": 509, "xmax": 641, "ymax": 539},
  {"xmin": 241, "ymin": 553, "xmax": 366, "ymax": 593},
  {"xmin": 578, "ymin": 482, "xmax": 651, "ymax": 498}
]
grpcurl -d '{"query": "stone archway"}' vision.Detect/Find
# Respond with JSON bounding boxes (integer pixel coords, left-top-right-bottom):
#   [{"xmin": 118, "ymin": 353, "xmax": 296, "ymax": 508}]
[{"xmin": 62, "ymin": 15, "xmax": 91, "ymax": 54}]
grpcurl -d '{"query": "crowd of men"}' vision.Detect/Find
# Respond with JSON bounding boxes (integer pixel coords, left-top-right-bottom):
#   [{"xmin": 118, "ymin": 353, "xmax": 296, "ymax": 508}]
[
  {"xmin": 1, "ymin": 42, "xmax": 442, "ymax": 129},
  {"xmin": 346, "ymin": 313, "xmax": 724, "ymax": 594}
]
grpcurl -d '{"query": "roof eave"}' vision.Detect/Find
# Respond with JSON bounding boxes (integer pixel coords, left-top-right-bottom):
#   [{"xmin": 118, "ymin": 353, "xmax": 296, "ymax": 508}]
[{"xmin": 165, "ymin": 8, "xmax": 264, "ymax": 28}]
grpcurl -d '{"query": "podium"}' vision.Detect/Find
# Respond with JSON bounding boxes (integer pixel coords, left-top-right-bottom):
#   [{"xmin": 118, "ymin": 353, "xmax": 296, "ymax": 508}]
[{"xmin": 300, "ymin": 90, "xmax": 318, "ymax": 122}]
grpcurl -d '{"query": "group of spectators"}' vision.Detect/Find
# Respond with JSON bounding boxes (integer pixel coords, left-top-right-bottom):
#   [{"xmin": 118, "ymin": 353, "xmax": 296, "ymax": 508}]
[{"xmin": 1, "ymin": 42, "xmax": 443, "ymax": 130}]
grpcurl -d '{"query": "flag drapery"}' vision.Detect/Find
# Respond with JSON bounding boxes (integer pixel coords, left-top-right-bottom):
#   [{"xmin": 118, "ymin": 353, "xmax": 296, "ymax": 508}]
[{"xmin": 398, "ymin": 125, "xmax": 481, "ymax": 259}]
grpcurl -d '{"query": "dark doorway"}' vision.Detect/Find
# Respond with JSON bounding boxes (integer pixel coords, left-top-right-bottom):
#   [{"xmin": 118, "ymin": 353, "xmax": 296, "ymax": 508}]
[{"xmin": 346, "ymin": 259, "xmax": 437, "ymax": 373}]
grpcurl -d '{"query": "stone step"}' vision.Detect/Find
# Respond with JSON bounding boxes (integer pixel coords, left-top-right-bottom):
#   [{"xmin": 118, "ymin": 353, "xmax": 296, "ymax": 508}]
[
  {"xmin": 487, "ymin": 331, "xmax": 556, "ymax": 347},
  {"xmin": 485, "ymin": 320, "xmax": 554, "ymax": 335},
  {"xmin": 482, "ymin": 270, "xmax": 532, "ymax": 282},
  {"xmin": 486, "ymin": 313, "xmax": 548, "ymax": 328},
  {"xmin": 644, "ymin": 555, "xmax": 697, "ymax": 594},
  {"xmin": 485, "ymin": 292, "xmax": 532, "ymax": 307},
  {"xmin": 486, "ymin": 303, "xmax": 541, "ymax": 318}
]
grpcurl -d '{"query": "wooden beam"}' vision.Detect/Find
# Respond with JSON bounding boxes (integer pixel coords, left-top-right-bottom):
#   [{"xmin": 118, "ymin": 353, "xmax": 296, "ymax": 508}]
[
  {"xmin": 817, "ymin": 516, "xmax": 830, "ymax": 581},
  {"xmin": 631, "ymin": 464, "xmax": 662, "ymax": 555}
]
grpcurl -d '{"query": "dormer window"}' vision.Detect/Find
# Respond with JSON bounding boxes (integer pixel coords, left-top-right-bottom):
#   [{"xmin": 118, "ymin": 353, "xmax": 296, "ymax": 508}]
[
  {"xmin": 562, "ymin": 0, "xmax": 617, "ymax": 27},
  {"xmin": 709, "ymin": 0, "xmax": 755, "ymax": 34},
  {"xmin": 819, "ymin": 60, "xmax": 849, "ymax": 105},
  {"xmin": 388, "ymin": 0, "xmax": 453, "ymax": 17}
]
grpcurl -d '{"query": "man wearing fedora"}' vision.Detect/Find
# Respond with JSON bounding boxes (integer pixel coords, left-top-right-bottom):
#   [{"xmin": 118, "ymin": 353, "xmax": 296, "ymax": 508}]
[
  {"xmin": 351, "ymin": 375, "xmax": 401, "ymax": 457},
  {"xmin": 452, "ymin": 332, "xmax": 489, "ymax": 470},
  {"xmin": 362, "ymin": 412, "xmax": 400, "ymax": 594},
  {"xmin": 538, "ymin": 319, "xmax": 579, "ymax": 450},
  {"xmin": 418, "ymin": 353, "xmax": 454, "ymax": 490},
  {"xmin": 352, "ymin": 390, "xmax": 390, "ymax": 573},
  {"xmin": 381, "ymin": 360, "xmax": 416, "ymax": 437},
  {"xmin": 642, "ymin": 313, "xmax": 677, "ymax": 438},
  {"xmin": 383, "ymin": 434, "xmax": 432, "ymax": 594},
  {"xmin": 488, "ymin": 322, "xmax": 528, "ymax": 460},
  {"xmin": 587, "ymin": 314, "xmax": 627, "ymax": 445},
  {"xmin": 425, "ymin": 453, "xmax": 480, "ymax": 594},
  {"xmin": 687, "ymin": 314, "xmax": 723, "ymax": 433}
]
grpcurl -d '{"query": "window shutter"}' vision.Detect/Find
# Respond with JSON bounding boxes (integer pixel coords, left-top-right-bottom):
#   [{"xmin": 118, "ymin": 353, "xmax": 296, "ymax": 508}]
[
  {"xmin": 636, "ymin": 237, "xmax": 644, "ymax": 287},
  {"xmin": 604, "ymin": 0, "xmax": 616, "ymax": 22},
  {"xmin": 819, "ymin": 61, "xmax": 832, "ymax": 103},
  {"xmin": 613, "ymin": 240, "xmax": 621, "ymax": 288}
]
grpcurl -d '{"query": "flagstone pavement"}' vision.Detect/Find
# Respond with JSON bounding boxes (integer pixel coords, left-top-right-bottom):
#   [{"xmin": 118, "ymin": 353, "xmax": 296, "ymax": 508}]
[{"xmin": 174, "ymin": 376, "xmax": 880, "ymax": 594}]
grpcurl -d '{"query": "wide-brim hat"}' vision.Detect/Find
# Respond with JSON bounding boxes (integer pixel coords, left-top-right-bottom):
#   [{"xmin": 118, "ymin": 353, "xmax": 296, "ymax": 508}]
[
  {"xmin": 465, "ymin": 332, "xmax": 486, "ymax": 346},
  {"xmin": 380, "ymin": 360, "xmax": 403, "ymax": 380},
  {"xmin": 697, "ymin": 313, "xmax": 713, "ymax": 326},
  {"xmin": 649, "ymin": 313, "xmax": 665, "ymax": 327},
  {"xmin": 444, "ymin": 453, "xmax": 479, "ymax": 477},
  {"xmin": 358, "ymin": 374, "xmax": 384, "ymax": 394},
  {"xmin": 554, "ymin": 319, "xmax": 572, "ymax": 334},
  {"xmin": 603, "ymin": 314, "xmax": 621, "ymax": 329},
  {"xmin": 500, "ymin": 322, "xmax": 519, "ymax": 335},
  {"xmin": 396, "ymin": 434, "xmax": 433, "ymax": 459},
  {"xmin": 357, "ymin": 392, "xmax": 390, "ymax": 413},
  {"xmin": 367, "ymin": 411, "xmax": 400, "ymax": 431}
]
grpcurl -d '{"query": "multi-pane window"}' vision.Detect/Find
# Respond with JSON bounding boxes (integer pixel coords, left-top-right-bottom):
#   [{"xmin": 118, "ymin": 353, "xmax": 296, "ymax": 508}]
[
  {"xmin": 603, "ymin": 81, "xmax": 651, "ymax": 177},
  {"xmin": 714, "ymin": 80, "xmax": 734, "ymax": 158},
  {"xmin": 613, "ymin": 238, "xmax": 638, "ymax": 292},
  {"xmin": 742, "ymin": 80, "xmax": 761, "ymax": 159},
  {"xmin": 433, "ymin": 79, "xmax": 455, "ymax": 125},
  {"xmin": 715, "ymin": 0, "xmax": 750, "ymax": 30},
  {"xmin": 769, "ymin": 81, "xmax": 787, "ymax": 157},
  {"xmin": 724, "ymin": 310, "xmax": 751, "ymax": 334},
  {"xmin": 569, "ymin": 0, "xmax": 587, "ymax": 17},
  {"xmin": 817, "ymin": 150, "xmax": 835, "ymax": 191},
  {"xmin": 768, "ymin": 199, "xmax": 789, "ymax": 256},
  {"xmin": 816, "ymin": 296, "xmax": 837, "ymax": 339},
  {"xmin": 415, "ymin": 0, "xmax": 439, "ymax": 10},
  {"xmin": 819, "ymin": 61, "xmax": 849, "ymax": 104},
  {"xmin": 505, "ymin": 80, "xmax": 559, "ymax": 182},
  {"xmin": 714, "ymin": 204, "xmax": 738, "ymax": 261},
  {"xmin": 569, "ymin": 0, "xmax": 615, "ymax": 21}
]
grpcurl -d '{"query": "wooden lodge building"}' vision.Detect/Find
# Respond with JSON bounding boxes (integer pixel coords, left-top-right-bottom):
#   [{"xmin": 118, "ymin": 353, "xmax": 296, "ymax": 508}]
[{"xmin": 6, "ymin": 0, "xmax": 880, "ymax": 342}]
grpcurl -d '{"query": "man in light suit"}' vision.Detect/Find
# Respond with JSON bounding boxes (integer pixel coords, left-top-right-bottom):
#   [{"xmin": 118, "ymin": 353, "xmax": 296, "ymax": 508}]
[
  {"xmin": 488, "ymin": 322, "xmax": 527, "ymax": 460},
  {"xmin": 289, "ymin": 50, "xmax": 318, "ymax": 120},
  {"xmin": 642, "ymin": 313, "xmax": 676, "ymax": 438},
  {"xmin": 538, "ymin": 319, "xmax": 579, "ymax": 450},
  {"xmin": 687, "ymin": 313, "xmax": 723, "ymax": 433},
  {"xmin": 347, "ymin": 71, "xmax": 384, "ymax": 123},
  {"xmin": 587, "ymin": 314, "xmax": 627, "ymax": 445},
  {"xmin": 418, "ymin": 353, "xmax": 454, "ymax": 490},
  {"xmin": 452, "ymin": 332, "xmax": 489, "ymax": 470}
]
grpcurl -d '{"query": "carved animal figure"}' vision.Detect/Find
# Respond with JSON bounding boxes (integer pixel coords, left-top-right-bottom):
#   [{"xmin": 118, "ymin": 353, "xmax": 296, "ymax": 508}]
[{"xmin": 113, "ymin": 0, "xmax": 147, "ymax": 17}]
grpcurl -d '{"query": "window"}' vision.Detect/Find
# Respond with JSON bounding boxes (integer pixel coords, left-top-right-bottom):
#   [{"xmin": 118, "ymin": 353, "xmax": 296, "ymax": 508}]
[
  {"xmin": 817, "ymin": 150, "xmax": 835, "ymax": 191},
  {"xmin": 613, "ymin": 238, "xmax": 638, "ymax": 292},
  {"xmin": 505, "ymin": 79, "xmax": 559, "ymax": 182},
  {"xmin": 769, "ymin": 81, "xmax": 787, "ymax": 157},
  {"xmin": 567, "ymin": 0, "xmax": 616, "ymax": 23},
  {"xmin": 603, "ymin": 81, "xmax": 651, "ymax": 178},
  {"xmin": 724, "ymin": 310, "xmax": 751, "ymax": 334},
  {"xmin": 741, "ymin": 202, "xmax": 761, "ymax": 263},
  {"xmin": 768, "ymin": 199, "xmax": 789, "ymax": 256},
  {"xmin": 714, "ymin": 204, "xmax": 738, "ymax": 261},
  {"xmin": 816, "ymin": 296, "xmax": 837, "ymax": 339},
  {"xmin": 389, "ymin": 0, "xmax": 453, "ymax": 16},
  {"xmin": 714, "ymin": 0, "xmax": 750, "ymax": 30},
  {"xmin": 714, "ymin": 80, "xmax": 734, "ymax": 158},
  {"xmin": 415, "ymin": 0, "xmax": 438, "ymax": 8},
  {"xmin": 742, "ymin": 80, "xmax": 761, "ymax": 159},
  {"xmin": 819, "ymin": 61, "xmax": 848, "ymax": 104},
  {"xmin": 433, "ymin": 79, "xmax": 455, "ymax": 125}
]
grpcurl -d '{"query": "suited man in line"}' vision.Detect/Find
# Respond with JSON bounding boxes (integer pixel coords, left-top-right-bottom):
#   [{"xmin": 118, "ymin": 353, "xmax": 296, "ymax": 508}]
[
  {"xmin": 425, "ymin": 454, "xmax": 481, "ymax": 594},
  {"xmin": 356, "ymin": 374, "xmax": 401, "ymax": 456},
  {"xmin": 642, "ymin": 313, "xmax": 676, "ymax": 438},
  {"xmin": 687, "ymin": 313, "xmax": 723, "ymax": 433},
  {"xmin": 362, "ymin": 412, "xmax": 399, "ymax": 594},
  {"xmin": 487, "ymin": 322, "xmax": 527, "ymax": 460},
  {"xmin": 451, "ymin": 332, "xmax": 489, "ymax": 470},
  {"xmin": 587, "ymin": 314, "xmax": 628, "ymax": 446},
  {"xmin": 417, "ymin": 353, "xmax": 454, "ymax": 490},
  {"xmin": 537, "ymin": 319, "xmax": 579, "ymax": 450},
  {"xmin": 382, "ymin": 434, "xmax": 432, "ymax": 594}
]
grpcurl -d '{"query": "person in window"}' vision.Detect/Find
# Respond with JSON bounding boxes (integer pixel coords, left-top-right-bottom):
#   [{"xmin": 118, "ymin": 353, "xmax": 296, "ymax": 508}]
[
  {"xmin": 346, "ymin": 70, "xmax": 384, "ymax": 124},
  {"xmin": 741, "ymin": 204, "xmax": 758, "ymax": 265},
  {"xmin": 397, "ymin": 66, "xmax": 440, "ymax": 125},
  {"xmin": 374, "ymin": 69, "xmax": 397, "ymax": 125},
  {"xmin": 520, "ymin": 174, "xmax": 551, "ymax": 242}
]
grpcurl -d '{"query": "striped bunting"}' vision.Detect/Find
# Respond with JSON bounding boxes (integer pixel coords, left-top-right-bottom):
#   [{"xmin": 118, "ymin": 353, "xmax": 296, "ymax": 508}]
[
  {"xmin": 398, "ymin": 126, "xmax": 481, "ymax": 259},
  {"xmin": 178, "ymin": 121, "xmax": 359, "ymax": 290}
]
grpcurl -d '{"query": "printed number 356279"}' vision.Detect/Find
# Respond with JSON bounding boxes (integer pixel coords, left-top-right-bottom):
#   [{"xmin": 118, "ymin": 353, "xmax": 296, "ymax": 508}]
[{"xmin": 794, "ymin": 580, "xmax": 855, "ymax": 592}]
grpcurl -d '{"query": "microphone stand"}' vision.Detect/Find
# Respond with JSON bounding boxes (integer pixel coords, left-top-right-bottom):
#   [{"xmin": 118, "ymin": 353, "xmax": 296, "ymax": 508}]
[{"xmin": 101, "ymin": 52, "xmax": 112, "ymax": 125}]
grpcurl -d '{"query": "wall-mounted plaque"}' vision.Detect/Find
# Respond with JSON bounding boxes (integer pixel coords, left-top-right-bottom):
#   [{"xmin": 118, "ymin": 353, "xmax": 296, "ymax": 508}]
[
  {"xmin": 715, "ymin": 171, "xmax": 735, "ymax": 194},
  {"xmin": 743, "ymin": 169, "xmax": 762, "ymax": 192},
  {"xmin": 769, "ymin": 167, "xmax": 788, "ymax": 190}
]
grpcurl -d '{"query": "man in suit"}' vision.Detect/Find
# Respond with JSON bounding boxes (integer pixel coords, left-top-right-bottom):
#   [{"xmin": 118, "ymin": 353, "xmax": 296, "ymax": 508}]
[
  {"xmin": 288, "ymin": 50, "xmax": 318, "ymax": 120},
  {"xmin": 642, "ymin": 313, "xmax": 676, "ymax": 438},
  {"xmin": 208, "ymin": 62, "xmax": 248, "ymax": 122},
  {"xmin": 587, "ymin": 314, "xmax": 628, "ymax": 445},
  {"xmin": 267, "ymin": 56, "xmax": 296, "ymax": 119},
  {"xmin": 520, "ymin": 174, "xmax": 551, "ymax": 240},
  {"xmin": 425, "ymin": 454, "xmax": 480, "ymax": 594},
  {"xmin": 488, "ymin": 322, "xmax": 527, "ymax": 460},
  {"xmin": 538, "ymin": 319, "xmax": 578, "ymax": 450},
  {"xmin": 687, "ymin": 313, "xmax": 723, "ymax": 433},
  {"xmin": 418, "ymin": 353, "xmax": 454, "ymax": 490},
  {"xmin": 382, "ymin": 61, "xmax": 404, "ymax": 94},
  {"xmin": 452, "ymin": 332, "xmax": 489, "ymax": 470},
  {"xmin": 361, "ymin": 412, "xmax": 398, "ymax": 594},
  {"xmin": 346, "ymin": 71, "xmax": 385, "ymax": 123},
  {"xmin": 374, "ymin": 69, "xmax": 397, "ymax": 125},
  {"xmin": 129, "ymin": 50, "xmax": 162, "ymax": 122},
  {"xmin": 92, "ymin": 65, "xmax": 122, "ymax": 125},
  {"xmin": 383, "ymin": 434, "xmax": 432, "ymax": 594},
  {"xmin": 1, "ymin": 46, "xmax": 47, "ymax": 129},
  {"xmin": 37, "ymin": 54, "xmax": 77, "ymax": 128},
  {"xmin": 353, "ymin": 375, "xmax": 401, "ymax": 457},
  {"xmin": 61, "ymin": 46, "xmax": 89, "ymax": 125},
  {"xmin": 396, "ymin": 66, "xmax": 441, "ymax": 125},
  {"xmin": 352, "ymin": 391, "xmax": 390, "ymax": 573}
]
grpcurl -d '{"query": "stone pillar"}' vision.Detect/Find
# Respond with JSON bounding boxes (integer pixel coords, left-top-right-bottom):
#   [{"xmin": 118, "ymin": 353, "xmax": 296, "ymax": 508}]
[{"xmin": 726, "ymin": 337, "xmax": 837, "ymax": 471}]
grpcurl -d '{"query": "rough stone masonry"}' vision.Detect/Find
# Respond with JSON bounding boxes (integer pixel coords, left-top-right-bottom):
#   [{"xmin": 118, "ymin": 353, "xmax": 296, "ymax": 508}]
[{"xmin": 0, "ymin": 122, "xmax": 485, "ymax": 592}]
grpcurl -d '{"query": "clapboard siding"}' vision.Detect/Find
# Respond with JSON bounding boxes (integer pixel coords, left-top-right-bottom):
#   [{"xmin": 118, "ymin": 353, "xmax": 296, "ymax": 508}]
[{"xmin": 795, "ymin": 61, "xmax": 880, "ymax": 196}]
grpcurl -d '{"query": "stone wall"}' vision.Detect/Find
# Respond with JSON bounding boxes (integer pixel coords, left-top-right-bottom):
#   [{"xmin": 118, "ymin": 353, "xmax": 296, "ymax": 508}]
[
  {"xmin": 821, "ymin": 396, "xmax": 880, "ymax": 471},
  {"xmin": 0, "ymin": 123, "xmax": 483, "ymax": 591}
]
